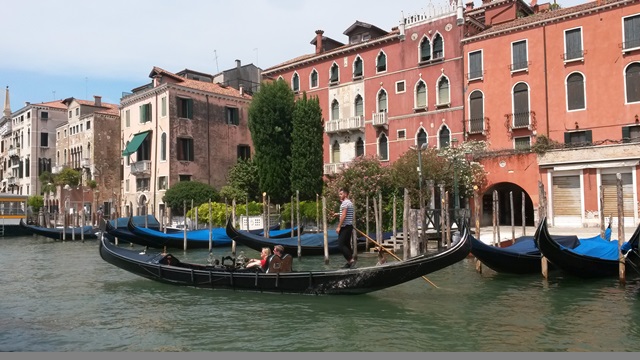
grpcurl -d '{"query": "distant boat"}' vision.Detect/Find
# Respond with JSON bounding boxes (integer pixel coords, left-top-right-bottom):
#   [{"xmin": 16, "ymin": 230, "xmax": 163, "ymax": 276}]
[
  {"xmin": 20, "ymin": 219, "xmax": 98, "ymax": 241},
  {"xmin": 127, "ymin": 217, "xmax": 232, "ymax": 249},
  {"xmin": 0, "ymin": 194, "xmax": 31, "ymax": 237}
]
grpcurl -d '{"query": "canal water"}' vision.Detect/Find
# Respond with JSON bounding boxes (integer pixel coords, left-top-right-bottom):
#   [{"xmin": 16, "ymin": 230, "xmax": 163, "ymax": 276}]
[{"xmin": 1, "ymin": 235, "xmax": 639, "ymax": 352}]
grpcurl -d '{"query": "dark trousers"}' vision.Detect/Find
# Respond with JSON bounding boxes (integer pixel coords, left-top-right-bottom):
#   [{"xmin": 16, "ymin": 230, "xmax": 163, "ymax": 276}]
[{"xmin": 338, "ymin": 225, "xmax": 353, "ymax": 261}]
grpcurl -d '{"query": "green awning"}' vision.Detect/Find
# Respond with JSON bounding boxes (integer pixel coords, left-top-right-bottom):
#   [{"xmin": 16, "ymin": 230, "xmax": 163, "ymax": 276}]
[{"xmin": 122, "ymin": 131, "xmax": 150, "ymax": 156}]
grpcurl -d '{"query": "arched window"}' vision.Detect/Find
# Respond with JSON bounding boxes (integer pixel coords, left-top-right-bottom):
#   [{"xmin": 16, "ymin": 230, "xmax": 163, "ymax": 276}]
[
  {"xmin": 354, "ymin": 95, "xmax": 364, "ymax": 117},
  {"xmin": 310, "ymin": 69, "xmax": 318, "ymax": 88},
  {"xmin": 378, "ymin": 133, "xmax": 388, "ymax": 160},
  {"xmin": 57, "ymin": 151, "xmax": 60, "ymax": 165},
  {"xmin": 433, "ymin": 33, "xmax": 444, "ymax": 59},
  {"xmin": 330, "ymin": 63, "xmax": 339, "ymax": 83},
  {"xmin": 437, "ymin": 77, "xmax": 450, "ymax": 105},
  {"xmin": 331, "ymin": 100, "xmax": 340, "ymax": 120},
  {"xmin": 64, "ymin": 149, "xmax": 67, "ymax": 165},
  {"xmin": 356, "ymin": 137, "xmax": 364, "ymax": 157},
  {"xmin": 625, "ymin": 63, "xmax": 640, "ymax": 103},
  {"xmin": 161, "ymin": 133, "xmax": 167, "ymax": 161},
  {"xmin": 377, "ymin": 90, "xmax": 387, "ymax": 112},
  {"xmin": 416, "ymin": 81, "xmax": 427, "ymax": 108},
  {"xmin": 376, "ymin": 52, "xmax": 387, "ymax": 72},
  {"xmin": 469, "ymin": 90, "xmax": 484, "ymax": 133},
  {"xmin": 292, "ymin": 72, "xmax": 300, "ymax": 92},
  {"xmin": 353, "ymin": 56, "xmax": 363, "ymax": 78},
  {"xmin": 417, "ymin": 128, "xmax": 427, "ymax": 148},
  {"xmin": 439, "ymin": 126, "xmax": 450, "ymax": 148},
  {"xmin": 419, "ymin": 37, "xmax": 431, "ymax": 62},
  {"xmin": 331, "ymin": 140, "xmax": 341, "ymax": 163},
  {"xmin": 513, "ymin": 83, "xmax": 530, "ymax": 128},
  {"xmin": 566, "ymin": 73, "xmax": 585, "ymax": 110},
  {"xmin": 87, "ymin": 142, "xmax": 91, "ymax": 157}
]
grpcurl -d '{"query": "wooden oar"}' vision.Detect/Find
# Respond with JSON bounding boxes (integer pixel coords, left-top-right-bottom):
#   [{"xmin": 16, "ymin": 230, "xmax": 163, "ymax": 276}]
[{"xmin": 355, "ymin": 228, "xmax": 438, "ymax": 289}]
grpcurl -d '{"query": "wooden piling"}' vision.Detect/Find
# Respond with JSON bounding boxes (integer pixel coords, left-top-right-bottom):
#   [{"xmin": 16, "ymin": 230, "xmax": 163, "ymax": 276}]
[
  {"xmin": 600, "ymin": 185, "xmax": 606, "ymax": 238},
  {"xmin": 322, "ymin": 196, "xmax": 329, "ymax": 264},
  {"xmin": 510, "ymin": 191, "xmax": 515, "ymax": 244},
  {"xmin": 290, "ymin": 195, "xmax": 294, "ymax": 238},
  {"xmin": 183, "ymin": 200, "xmax": 187, "ymax": 251},
  {"xmin": 231, "ymin": 198, "xmax": 237, "ymax": 256},
  {"xmin": 403, "ymin": 188, "xmax": 410, "ymax": 260},
  {"xmin": 617, "ymin": 173, "xmax": 625, "ymax": 285},
  {"xmin": 366, "ymin": 195, "xmax": 370, "ymax": 253},
  {"xmin": 440, "ymin": 184, "xmax": 445, "ymax": 249},
  {"xmin": 445, "ymin": 191, "xmax": 451, "ymax": 248},
  {"xmin": 521, "ymin": 192, "xmax": 526, "ymax": 236},
  {"xmin": 378, "ymin": 192, "xmax": 383, "ymax": 252},
  {"xmin": 208, "ymin": 199, "xmax": 213, "ymax": 251},
  {"xmin": 392, "ymin": 194, "xmax": 397, "ymax": 253},
  {"xmin": 296, "ymin": 190, "xmax": 301, "ymax": 260}
]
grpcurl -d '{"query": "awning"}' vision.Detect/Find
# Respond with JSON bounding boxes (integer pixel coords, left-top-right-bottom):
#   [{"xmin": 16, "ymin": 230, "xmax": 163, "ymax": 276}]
[{"xmin": 122, "ymin": 131, "xmax": 150, "ymax": 156}]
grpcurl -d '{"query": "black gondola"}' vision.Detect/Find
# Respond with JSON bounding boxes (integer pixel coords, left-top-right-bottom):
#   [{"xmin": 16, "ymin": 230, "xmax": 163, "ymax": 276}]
[
  {"xmin": 19, "ymin": 219, "xmax": 98, "ymax": 240},
  {"xmin": 470, "ymin": 225, "xmax": 611, "ymax": 274},
  {"xmin": 535, "ymin": 217, "xmax": 640, "ymax": 278},
  {"xmin": 98, "ymin": 221, "xmax": 471, "ymax": 295}
]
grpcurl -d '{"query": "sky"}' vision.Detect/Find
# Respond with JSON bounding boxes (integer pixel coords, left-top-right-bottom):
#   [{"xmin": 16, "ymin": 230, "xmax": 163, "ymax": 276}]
[{"xmin": 1, "ymin": 0, "xmax": 587, "ymax": 110}]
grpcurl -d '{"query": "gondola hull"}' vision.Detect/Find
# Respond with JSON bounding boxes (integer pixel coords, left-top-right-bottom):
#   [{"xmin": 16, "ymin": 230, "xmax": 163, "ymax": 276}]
[
  {"xmin": 20, "ymin": 219, "xmax": 98, "ymax": 240},
  {"xmin": 535, "ymin": 217, "xmax": 640, "ymax": 278},
  {"xmin": 99, "ymin": 222, "xmax": 471, "ymax": 295}
]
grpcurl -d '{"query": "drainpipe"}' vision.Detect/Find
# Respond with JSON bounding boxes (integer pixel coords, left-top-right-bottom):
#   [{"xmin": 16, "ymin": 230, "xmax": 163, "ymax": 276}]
[
  {"xmin": 153, "ymin": 87, "xmax": 159, "ymax": 216},
  {"xmin": 543, "ymin": 23, "xmax": 550, "ymax": 137},
  {"xmin": 206, "ymin": 94, "xmax": 210, "ymax": 185}
]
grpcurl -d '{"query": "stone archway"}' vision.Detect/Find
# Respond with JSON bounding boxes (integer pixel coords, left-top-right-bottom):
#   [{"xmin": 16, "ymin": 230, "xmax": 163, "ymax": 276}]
[
  {"xmin": 137, "ymin": 194, "xmax": 148, "ymax": 216},
  {"xmin": 481, "ymin": 182, "xmax": 535, "ymax": 227}
]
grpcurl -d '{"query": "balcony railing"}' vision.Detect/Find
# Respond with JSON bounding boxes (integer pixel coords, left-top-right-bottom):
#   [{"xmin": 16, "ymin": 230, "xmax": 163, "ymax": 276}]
[
  {"xmin": 81, "ymin": 158, "xmax": 91, "ymax": 168},
  {"xmin": 372, "ymin": 111, "xmax": 388, "ymax": 128},
  {"xmin": 622, "ymin": 38, "xmax": 640, "ymax": 51},
  {"xmin": 509, "ymin": 61, "xmax": 529, "ymax": 72},
  {"xmin": 324, "ymin": 163, "xmax": 347, "ymax": 175},
  {"xmin": 467, "ymin": 117, "xmax": 486, "ymax": 134},
  {"xmin": 325, "ymin": 115, "xmax": 364, "ymax": 134},
  {"xmin": 8, "ymin": 147, "xmax": 20, "ymax": 158},
  {"xmin": 130, "ymin": 160, "xmax": 151, "ymax": 176},
  {"xmin": 563, "ymin": 50, "xmax": 584, "ymax": 61},
  {"xmin": 7, "ymin": 177, "xmax": 16, "ymax": 185},
  {"xmin": 512, "ymin": 111, "xmax": 532, "ymax": 129}
]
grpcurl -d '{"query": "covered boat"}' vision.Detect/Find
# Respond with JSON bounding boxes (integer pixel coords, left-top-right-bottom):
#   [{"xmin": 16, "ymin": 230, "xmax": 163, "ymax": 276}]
[
  {"xmin": 128, "ymin": 217, "xmax": 232, "ymax": 249},
  {"xmin": 225, "ymin": 219, "xmax": 365, "ymax": 256},
  {"xmin": 98, "ymin": 221, "xmax": 471, "ymax": 295},
  {"xmin": 470, "ymin": 226, "xmax": 611, "ymax": 274},
  {"xmin": 535, "ymin": 217, "xmax": 640, "ymax": 278},
  {"xmin": 19, "ymin": 219, "xmax": 98, "ymax": 240}
]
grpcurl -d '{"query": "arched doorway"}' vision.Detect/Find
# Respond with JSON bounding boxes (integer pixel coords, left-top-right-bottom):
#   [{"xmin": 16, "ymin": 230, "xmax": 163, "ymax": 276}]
[
  {"xmin": 481, "ymin": 182, "xmax": 535, "ymax": 226},
  {"xmin": 137, "ymin": 194, "xmax": 148, "ymax": 216}
]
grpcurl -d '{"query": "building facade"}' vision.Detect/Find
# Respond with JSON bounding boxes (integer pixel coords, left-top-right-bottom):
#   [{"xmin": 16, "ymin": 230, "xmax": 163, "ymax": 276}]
[{"xmin": 120, "ymin": 67, "xmax": 253, "ymax": 220}]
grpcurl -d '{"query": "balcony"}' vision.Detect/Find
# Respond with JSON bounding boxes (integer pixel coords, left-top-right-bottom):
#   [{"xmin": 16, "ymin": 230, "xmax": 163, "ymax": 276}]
[
  {"xmin": 51, "ymin": 165, "xmax": 64, "ymax": 174},
  {"xmin": 7, "ymin": 176, "xmax": 15, "ymax": 186},
  {"xmin": 467, "ymin": 117, "xmax": 486, "ymax": 135},
  {"xmin": 130, "ymin": 160, "xmax": 151, "ymax": 176},
  {"xmin": 372, "ymin": 111, "xmax": 388, "ymax": 129},
  {"xmin": 81, "ymin": 158, "xmax": 91, "ymax": 168},
  {"xmin": 512, "ymin": 112, "xmax": 532, "ymax": 129},
  {"xmin": 324, "ymin": 162, "xmax": 347, "ymax": 175},
  {"xmin": 8, "ymin": 147, "xmax": 20, "ymax": 158},
  {"xmin": 325, "ymin": 115, "xmax": 364, "ymax": 134}
]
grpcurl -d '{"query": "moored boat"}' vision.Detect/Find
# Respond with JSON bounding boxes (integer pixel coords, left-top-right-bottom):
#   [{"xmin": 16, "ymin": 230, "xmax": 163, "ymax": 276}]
[{"xmin": 19, "ymin": 219, "xmax": 98, "ymax": 240}]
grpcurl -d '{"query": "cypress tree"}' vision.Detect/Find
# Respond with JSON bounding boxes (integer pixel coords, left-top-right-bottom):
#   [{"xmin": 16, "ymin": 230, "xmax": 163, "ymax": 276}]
[{"xmin": 291, "ymin": 93, "xmax": 324, "ymax": 200}]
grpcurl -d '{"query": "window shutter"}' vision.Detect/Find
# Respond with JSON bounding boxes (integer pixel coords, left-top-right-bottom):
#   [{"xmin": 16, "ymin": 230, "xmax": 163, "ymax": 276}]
[
  {"xmin": 420, "ymin": 40, "xmax": 431, "ymax": 61},
  {"xmin": 140, "ymin": 105, "xmax": 145, "ymax": 123},
  {"xmin": 567, "ymin": 73, "xmax": 585, "ymax": 110},
  {"xmin": 626, "ymin": 63, "xmax": 640, "ymax": 103},
  {"xmin": 187, "ymin": 99, "xmax": 193, "ymax": 119},
  {"xmin": 469, "ymin": 52, "xmax": 481, "ymax": 77},
  {"xmin": 433, "ymin": 35, "xmax": 443, "ymax": 58},
  {"xmin": 585, "ymin": 130, "xmax": 592, "ymax": 144},
  {"xmin": 355, "ymin": 96, "xmax": 363, "ymax": 116},
  {"xmin": 377, "ymin": 53, "xmax": 386, "ymax": 71},
  {"xmin": 564, "ymin": 132, "xmax": 571, "ymax": 144},
  {"xmin": 622, "ymin": 126, "xmax": 631, "ymax": 143},
  {"xmin": 416, "ymin": 82, "xmax": 427, "ymax": 107},
  {"xmin": 354, "ymin": 59, "xmax": 362, "ymax": 76},
  {"xmin": 469, "ymin": 91, "xmax": 483, "ymax": 120}
]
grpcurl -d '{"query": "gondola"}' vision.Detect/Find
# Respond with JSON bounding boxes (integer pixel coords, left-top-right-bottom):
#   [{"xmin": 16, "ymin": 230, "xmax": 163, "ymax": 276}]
[
  {"xmin": 100, "ymin": 215, "xmax": 182, "ymax": 245},
  {"xmin": 127, "ymin": 217, "xmax": 233, "ymax": 249},
  {"xmin": 19, "ymin": 219, "xmax": 98, "ymax": 240},
  {"xmin": 535, "ymin": 217, "xmax": 640, "ymax": 278},
  {"xmin": 470, "ymin": 226, "xmax": 611, "ymax": 274},
  {"xmin": 99, "ymin": 220, "xmax": 471, "ymax": 295},
  {"xmin": 226, "ymin": 219, "xmax": 366, "ymax": 256}
]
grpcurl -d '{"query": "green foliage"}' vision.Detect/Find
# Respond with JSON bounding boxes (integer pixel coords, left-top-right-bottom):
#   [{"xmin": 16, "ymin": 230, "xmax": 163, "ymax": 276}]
[
  {"xmin": 39, "ymin": 171, "xmax": 56, "ymax": 195},
  {"xmin": 220, "ymin": 159, "xmax": 260, "ymax": 202},
  {"xmin": 281, "ymin": 200, "xmax": 322, "ymax": 225},
  {"xmin": 186, "ymin": 201, "xmax": 263, "ymax": 227},
  {"xmin": 390, "ymin": 147, "xmax": 449, "ymax": 208},
  {"xmin": 291, "ymin": 93, "xmax": 324, "ymax": 201},
  {"xmin": 248, "ymin": 79, "xmax": 295, "ymax": 203},
  {"xmin": 433, "ymin": 141, "xmax": 488, "ymax": 197},
  {"xmin": 86, "ymin": 180, "xmax": 97, "ymax": 189},
  {"xmin": 162, "ymin": 181, "xmax": 220, "ymax": 216},
  {"xmin": 55, "ymin": 168, "xmax": 81, "ymax": 187},
  {"xmin": 531, "ymin": 134, "xmax": 561, "ymax": 154},
  {"xmin": 27, "ymin": 195, "xmax": 44, "ymax": 211}
]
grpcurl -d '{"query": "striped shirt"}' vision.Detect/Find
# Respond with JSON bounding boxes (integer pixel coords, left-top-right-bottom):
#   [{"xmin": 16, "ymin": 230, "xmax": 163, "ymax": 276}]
[{"xmin": 340, "ymin": 198, "xmax": 354, "ymax": 227}]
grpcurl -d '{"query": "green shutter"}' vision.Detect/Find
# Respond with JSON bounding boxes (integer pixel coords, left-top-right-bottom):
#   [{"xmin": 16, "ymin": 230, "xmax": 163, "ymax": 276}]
[
  {"xmin": 585, "ymin": 130, "xmax": 592, "ymax": 144},
  {"xmin": 564, "ymin": 132, "xmax": 571, "ymax": 144},
  {"xmin": 139, "ymin": 105, "xmax": 145, "ymax": 123},
  {"xmin": 187, "ymin": 99, "xmax": 193, "ymax": 119},
  {"xmin": 622, "ymin": 126, "xmax": 631, "ymax": 143}
]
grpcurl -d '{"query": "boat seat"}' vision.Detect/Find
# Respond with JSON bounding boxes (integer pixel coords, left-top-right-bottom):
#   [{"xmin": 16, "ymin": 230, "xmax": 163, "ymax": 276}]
[
  {"xmin": 266, "ymin": 254, "xmax": 292, "ymax": 273},
  {"xmin": 279, "ymin": 253, "xmax": 293, "ymax": 272}
]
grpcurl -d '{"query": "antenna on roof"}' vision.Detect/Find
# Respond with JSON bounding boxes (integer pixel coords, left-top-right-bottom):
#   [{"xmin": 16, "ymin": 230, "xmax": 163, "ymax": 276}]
[{"xmin": 214, "ymin": 50, "xmax": 220, "ymax": 73}]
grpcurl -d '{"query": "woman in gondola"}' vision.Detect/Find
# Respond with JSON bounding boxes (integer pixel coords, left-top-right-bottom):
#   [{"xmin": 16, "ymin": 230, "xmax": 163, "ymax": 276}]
[{"xmin": 245, "ymin": 247, "xmax": 272, "ymax": 271}]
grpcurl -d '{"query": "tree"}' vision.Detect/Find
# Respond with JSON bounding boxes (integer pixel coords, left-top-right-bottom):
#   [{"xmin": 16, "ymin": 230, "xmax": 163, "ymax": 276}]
[
  {"xmin": 162, "ymin": 181, "xmax": 220, "ymax": 216},
  {"xmin": 219, "ymin": 158, "xmax": 260, "ymax": 202},
  {"xmin": 27, "ymin": 195, "xmax": 44, "ymax": 212},
  {"xmin": 248, "ymin": 79, "xmax": 295, "ymax": 203},
  {"xmin": 390, "ymin": 147, "xmax": 449, "ymax": 208},
  {"xmin": 187, "ymin": 201, "xmax": 263, "ymax": 227},
  {"xmin": 291, "ymin": 92, "xmax": 324, "ymax": 201},
  {"xmin": 39, "ymin": 171, "xmax": 56, "ymax": 195},
  {"xmin": 55, "ymin": 168, "xmax": 81, "ymax": 187}
]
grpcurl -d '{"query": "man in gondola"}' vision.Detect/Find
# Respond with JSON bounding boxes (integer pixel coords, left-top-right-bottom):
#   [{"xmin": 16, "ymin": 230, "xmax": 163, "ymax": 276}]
[{"xmin": 336, "ymin": 188, "xmax": 355, "ymax": 269}]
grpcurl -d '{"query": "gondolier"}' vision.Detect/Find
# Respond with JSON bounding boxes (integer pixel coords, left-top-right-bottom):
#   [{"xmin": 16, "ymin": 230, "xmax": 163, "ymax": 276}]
[{"xmin": 337, "ymin": 188, "xmax": 355, "ymax": 268}]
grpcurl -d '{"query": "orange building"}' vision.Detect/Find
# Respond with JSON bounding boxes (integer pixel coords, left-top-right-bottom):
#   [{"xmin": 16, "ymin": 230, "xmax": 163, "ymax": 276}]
[{"xmin": 462, "ymin": 0, "xmax": 640, "ymax": 227}]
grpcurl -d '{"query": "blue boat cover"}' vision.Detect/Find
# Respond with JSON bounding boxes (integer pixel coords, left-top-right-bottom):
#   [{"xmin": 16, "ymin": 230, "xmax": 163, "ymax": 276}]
[
  {"xmin": 501, "ymin": 228, "xmax": 612, "ymax": 256},
  {"xmin": 561, "ymin": 229, "xmax": 633, "ymax": 261},
  {"xmin": 110, "ymin": 215, "xmax": 160, "ymax": 229}
]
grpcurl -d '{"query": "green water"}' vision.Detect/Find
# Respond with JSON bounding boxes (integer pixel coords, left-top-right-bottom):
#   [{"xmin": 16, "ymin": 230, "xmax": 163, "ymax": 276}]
[{"xmin": 1, "ymin": 235, "xmax": 639, "ymax": 352}]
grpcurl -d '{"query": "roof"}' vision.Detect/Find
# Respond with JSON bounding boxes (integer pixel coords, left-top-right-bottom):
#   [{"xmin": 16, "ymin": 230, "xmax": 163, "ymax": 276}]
[
  {"xmin": 31, "ymin": 100, "xmax": 67, "ymax": 110},
  {"xmin": 342, "ymin": 20, "xmax": 388, "ymax": 36},
  {"xmin": 148, "ymin": 66, "xmax": 252, "ymax": 99},
  {"xmin": 309, "ymin": 35, "xmax": 345, "ymax": 47}
]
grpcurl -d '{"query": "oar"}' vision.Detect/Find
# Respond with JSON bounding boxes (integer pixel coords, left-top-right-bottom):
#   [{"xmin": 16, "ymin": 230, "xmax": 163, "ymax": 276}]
[{"xmin": 354, "ymin": 228, "xmax": 438, "ymax": 289}]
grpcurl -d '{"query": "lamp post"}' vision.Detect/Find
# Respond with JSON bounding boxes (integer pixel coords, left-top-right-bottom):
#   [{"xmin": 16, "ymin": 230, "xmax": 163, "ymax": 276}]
[{"xmin": 63, "ymin": 184, "xmax": 71, "ymax": 241}]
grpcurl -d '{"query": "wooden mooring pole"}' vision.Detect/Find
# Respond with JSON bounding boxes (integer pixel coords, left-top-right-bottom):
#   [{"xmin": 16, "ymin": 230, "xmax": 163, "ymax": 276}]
[{"xmin": 616, "ymin": 173, "xmax": 625, "ymax": 285}]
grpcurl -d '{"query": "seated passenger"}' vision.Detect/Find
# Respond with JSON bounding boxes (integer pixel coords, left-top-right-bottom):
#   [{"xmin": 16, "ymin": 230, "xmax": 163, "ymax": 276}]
[{"xmin": 245, "ymin": 247, "xmax": 272, "ymax": 271}]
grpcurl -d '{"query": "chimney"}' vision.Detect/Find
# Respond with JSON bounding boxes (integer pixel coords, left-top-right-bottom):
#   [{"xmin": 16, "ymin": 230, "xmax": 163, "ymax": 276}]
[
  {"xmin": 3, "ymin": 86, "xmax": 11, "ymax": 118},
  {"xmin": 93, "ymin": 95, "xmax": 102, "ymax": 107},
  {"xmin": 466, "ymin": 1, "xmax": 474, "ymax": 10},
  {"xmin": 315, "ymin": 30, "xmax": 324, "ymax": 54},
  {"xmin": 236, "ymin": 59, "xmax": 241, "ymax": 69},
  {"xmin": 482, "ymin": 0, "xmax": 491, "ymax": 4},
  {"xmin": 239, "ymin": 83, "xmax": 244, "ymax": 96},
  {"xmin": 456, "ymin": 0, "xmax": 464, "ymax": 26}
]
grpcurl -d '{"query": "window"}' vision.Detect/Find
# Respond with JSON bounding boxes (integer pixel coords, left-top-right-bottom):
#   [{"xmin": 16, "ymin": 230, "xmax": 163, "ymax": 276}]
[
  {"xmin": 331, "ymin": 141, "xmax": 340, "ymax": 163},
  {"xmin": 356, "ymin": 137, "xmax": 364, "ymax": 157},
  {"xmin": 75, "ymin": 108, "xmax": 79, "ymax": 116},
  {"xmin": 161, "ymin": 97, "xmax": 167, "ymax": 117},
  {"xmin": 397, "ymin": 129, "xmax": 406, "ymax": 139},
  {"xmin": 160, "ymin": 133, "xmax": 167, "ymax": 161},
  {"xmin": 566, "ymin": 73, "xmax": 586, "ymax": 111},
  {"xmin": 511, "ymin": 40, "xmax": 528, "ymax": 71},
  {"xmin": 432, "ymin": 34, "xmax": 443, "ymax": 59},
  {"xmin": 86, "ymin": 121, "xmax": 91, "ymax": 130},
  {"xmin": 237, "ymin": 144, "xmax": 251, "ymax": 160},
  {"xmin": 226, "ymin": 107, "xmax": 239, "ymax": 125},
  {"xmin": 564, "ymin": 28, "xmax": 583, "ymax": 61},
  {"xmin": 125, "ymin": 109, "xmax": 130, "ymax": 127},
  {"xmin": 622, "ymin": 125, "xmax": 640, "ymax": 143},
  {"xmin": 125, "ymin": 179, "xmax": 130, "ymax": 192},
  {"xmin": 378, "ymin": 133, "xmax": 388, "ymax": 160},
  {"xmin": 139, "ymin": 103, "xmax": 152, "ymax": 123},
  {"xmin": 158, "ymin": 176, "xmax": 167, "ymax": 190},
  {"xmin": 41, "ymin": 111, "xmax": 49, "ymax": 120},
  {"xmin": 415, "ymin": 81, "xmax": 427, "ymax": 108},
  {"xmin": 330, "ymin": 63, "xmax": 339, "ymax": 83},
  {"xmin": 437, "ymin": 77, "xmax": 450, "ymax": 105},
  {"xmin": 468, "ymin": 51, "xmax": 483, "ymax": 80},
  {"xmin": 377, "ymin": 90, "xmax": 387, "ymax": 112},
  {"xmin": 514, "ymin": 136, "xmax": 531, "ymax": 150},
  {"xmin": 396, "ymin": 81, "xmax": 405, "ymax": 94},
  {"xmin": 353, "ymin": 57, "xmax": 363, "ymax": 78},
  {"xmin": 24, "ymin": 158, "xmax": 29, "ymax": 177},
  {"xmin": 417, "ymin": 128, "xmax": 427, "ymax": 148},
  {"xmin": 512, "ymin": 83, "xmax": 530, "ymax": 128},
  {"xmin": 179, "ymin": 175, "xmax": 191, "ymax": 182},
  {"xmin": 469, "ymin": 90, "xmax": 484, "ymax": 134},
  {"xmin": 623, "ymin": 14, "xmax": 640, "ymax": 50},
  {"xmin": 292, "ymin": 73, "xmax": 300, "ymax": 92},
  {"xmin": 625, "ymin": 63, "xmax": 640, "ymax": 103},
  {"xmin": 177, "ymin": 138, "xmax": 194, "ymax": 161},
  {"xmin": 178, "ymin": 98, "xmax": 193, "ymax": 119},
  {"xmin": 80, "ymin": 124, "xmax": 83, "ymax": 132},
  {"xmin": 310, "ymin": 69, "xmax": 318, "ymax": 88},
  {"xmin": 564, "ymin": 130, "xmax": 592, "ymax": 147},
  {"xmin": 136, "ymin": 178, "xmax": 150, "ymax": 192},
  {"xmin": 376, "ymin": 52, "xmax": 387, "ymax": 72},
  {"xmin": 68, "ymin": 111, "xmax": 72, "ymax": 118},
  {"xmin": 439, "ymin": 126, "xmax": 450, "ymax": 148},
  {"xmin": 419, "ymin": 37, "xmax": 431, "ymax": 62},
  {"xmin": 40, "ymin": 132, "xmax": 48, "ymax": 147},
  {"xmin": 354, "ymin": 95, "xmax": 363, "ymax": 117},
  {"xmin": 331, "ymin": 100, "xmax": 340, "ymax": 120}
]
